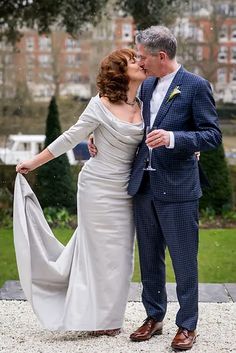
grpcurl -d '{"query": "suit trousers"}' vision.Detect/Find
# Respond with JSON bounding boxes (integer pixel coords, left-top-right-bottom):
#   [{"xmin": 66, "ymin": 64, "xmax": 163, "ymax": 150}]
[{"xmin": 133, "ymin": 172, "xmax": 199, "ymax": 331}]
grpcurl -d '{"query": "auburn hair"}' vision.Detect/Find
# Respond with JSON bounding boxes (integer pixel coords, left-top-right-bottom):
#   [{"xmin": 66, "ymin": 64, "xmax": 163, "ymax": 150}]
[{"xmin": 96, "ymin": 48, "xmax": 136, "ymax": 103}]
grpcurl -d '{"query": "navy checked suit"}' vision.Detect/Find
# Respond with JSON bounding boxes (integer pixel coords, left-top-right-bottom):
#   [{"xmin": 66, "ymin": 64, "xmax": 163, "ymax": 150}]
[{"xmin": 128, "ymin": 66, "xmax": 222, "ymax": 331}]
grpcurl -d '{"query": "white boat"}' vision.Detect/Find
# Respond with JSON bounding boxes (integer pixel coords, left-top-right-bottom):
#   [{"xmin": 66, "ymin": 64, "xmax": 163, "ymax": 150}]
[{"xmin": 0, "ymin": 134, "xmax": 77, "ymax": 165}]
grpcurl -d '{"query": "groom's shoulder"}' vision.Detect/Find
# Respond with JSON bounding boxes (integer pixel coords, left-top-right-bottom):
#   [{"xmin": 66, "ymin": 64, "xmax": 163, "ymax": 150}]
[{"xmin": 183, "ymin": 68, "xmax": 208, "ymax": 86}]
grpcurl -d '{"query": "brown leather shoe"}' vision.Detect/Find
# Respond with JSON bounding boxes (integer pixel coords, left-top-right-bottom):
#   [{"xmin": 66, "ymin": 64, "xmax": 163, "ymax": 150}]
[
  {"xmin": 171, "ymin": 328, "xmax": 197, "ymax": 351},
  {"xmin": 130, "ymin": 317, "xmax": 163, "ymax": 342}
]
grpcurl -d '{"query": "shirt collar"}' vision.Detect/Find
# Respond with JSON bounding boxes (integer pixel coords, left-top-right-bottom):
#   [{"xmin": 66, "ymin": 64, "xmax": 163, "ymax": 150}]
[{"xmin": 159, "ymin": 65, "xmax": 181, "ymax": 83}]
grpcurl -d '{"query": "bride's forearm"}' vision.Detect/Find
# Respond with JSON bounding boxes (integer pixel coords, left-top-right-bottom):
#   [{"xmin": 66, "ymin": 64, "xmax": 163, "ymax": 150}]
[{"xmin": 31, "ymin": 148, "xmax": 55, "ymax": 169}]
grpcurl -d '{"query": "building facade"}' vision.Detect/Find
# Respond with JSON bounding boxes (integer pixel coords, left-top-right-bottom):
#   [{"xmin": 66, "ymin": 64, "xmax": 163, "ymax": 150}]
[
  {"xmin": 174, "ymin": 0, "xmax": 236, "ymax": 103},
  {"xmin": 0, "ymin": 15, "xmax": 134, "ymax": 102},
  {"xmin": 1, "ymin": 1, "xmax": 236, "ymax": 103}
]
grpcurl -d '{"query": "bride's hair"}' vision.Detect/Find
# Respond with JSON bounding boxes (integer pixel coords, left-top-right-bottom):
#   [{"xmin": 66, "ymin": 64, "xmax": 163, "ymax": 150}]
[{"xmin": 96, "ymin": 48, "xmax": 136, "ymax": 103}]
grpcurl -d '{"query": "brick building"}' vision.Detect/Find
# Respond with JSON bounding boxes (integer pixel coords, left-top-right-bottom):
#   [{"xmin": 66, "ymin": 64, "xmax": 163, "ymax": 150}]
[
  {"xmin": 1, "ymin": 1, "xmax": 236, "ymax": 103},
  {"xmin": 0, "ymin": 15, "xmax": 134, "ymax": 102},
  {"xmin": 174, "ymin": 0, "xmax": 236, "ymax": 103}
]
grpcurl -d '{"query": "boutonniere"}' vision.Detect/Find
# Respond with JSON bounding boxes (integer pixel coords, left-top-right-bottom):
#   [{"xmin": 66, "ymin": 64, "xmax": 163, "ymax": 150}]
[{"xmin": 167, "ymin": 85, "xmax": 181, "ymax": 102}]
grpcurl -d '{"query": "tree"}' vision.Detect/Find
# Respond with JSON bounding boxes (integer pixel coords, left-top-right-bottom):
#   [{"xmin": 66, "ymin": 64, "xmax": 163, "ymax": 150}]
[
  {"xmin": 0, "ymin": 0, "xmax": 109, "ymax": 44},
  {"xmin": 175, "ymin": 0, "xmax": 229, "ymax": 92},
  {"xmin": 174, "ymin": 1, "xmax": 234, "ymax": 213},
  {"xmin": 0, "ymin": 0, "xmax": 189, "ymax": 45},
  {"xmin": 117, "ymin": 0, "xmax": 189, "ymax": 29},
  {"xmin": 36, "ymin": 96, "xmax": 76, "ymax": 211},
  {"xmin": 199, "ymin": 144, "xmax": 233, "ymax": 214}
]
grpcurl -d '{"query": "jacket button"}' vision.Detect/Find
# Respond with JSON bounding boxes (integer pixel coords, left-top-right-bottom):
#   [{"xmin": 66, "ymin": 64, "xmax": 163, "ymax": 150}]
[{"xmin": 163, "ymin": 192, "xmax": 166, "ymax": 195}]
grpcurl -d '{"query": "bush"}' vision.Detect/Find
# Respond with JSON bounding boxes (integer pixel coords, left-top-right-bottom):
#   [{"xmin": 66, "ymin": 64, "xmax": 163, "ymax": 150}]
[
  {"xmin": 44, "ymin": 207, "xmax": 76, "ymax": 228},
  {"xmin": 200, "ymin": 144, "xmax": 233, "ymax": 214},
  {"xmin": 217, "ymin": 103, "xmax": 236, "ymax": 120},
  {"xmin": 35, "ymin": 97, "xmax": 76, "ymax": 212}
]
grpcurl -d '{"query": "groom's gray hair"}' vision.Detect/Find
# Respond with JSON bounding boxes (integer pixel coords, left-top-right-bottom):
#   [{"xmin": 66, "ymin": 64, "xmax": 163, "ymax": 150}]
[{"xmin": 136, "ymin": 26, "xmax": 177, "ymax": 59}]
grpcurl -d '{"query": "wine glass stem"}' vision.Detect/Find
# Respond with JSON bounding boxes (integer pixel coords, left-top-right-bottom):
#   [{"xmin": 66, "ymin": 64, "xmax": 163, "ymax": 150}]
[{"xmin": 148, "ymin": 147, "xmax": 153, "ymax": 167}]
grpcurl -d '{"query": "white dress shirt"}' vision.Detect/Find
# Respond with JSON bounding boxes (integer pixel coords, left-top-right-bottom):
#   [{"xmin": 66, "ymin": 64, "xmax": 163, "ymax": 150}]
[{"xmin": 150, "ymin": 65, "xmax": 181, "ymax": 148}]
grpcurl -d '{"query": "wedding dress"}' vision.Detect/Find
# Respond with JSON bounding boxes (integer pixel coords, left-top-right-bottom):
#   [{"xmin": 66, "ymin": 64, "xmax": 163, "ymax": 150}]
[{"xmin": 13, "ymin": 95, "xmax": 143, "ymax": 331}]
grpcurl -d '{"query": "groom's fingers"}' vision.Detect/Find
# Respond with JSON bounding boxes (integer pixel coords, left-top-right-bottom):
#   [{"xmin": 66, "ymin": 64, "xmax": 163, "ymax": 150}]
[{"xmin": 146, "ymin": 129, "xmax": 170, "ymax": 148}]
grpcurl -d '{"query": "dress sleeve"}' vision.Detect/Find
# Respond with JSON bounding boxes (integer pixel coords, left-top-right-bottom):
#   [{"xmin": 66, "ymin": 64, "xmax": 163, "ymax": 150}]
[{"xmin": 47, "ymin": 98, "xmax": 100, "ymax": 158}]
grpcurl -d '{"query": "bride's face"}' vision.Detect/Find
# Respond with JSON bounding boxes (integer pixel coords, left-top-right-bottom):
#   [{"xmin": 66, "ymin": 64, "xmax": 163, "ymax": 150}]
[{"xmin": 126, "ymin": 56, "xmax": 147, "ymax": 83}]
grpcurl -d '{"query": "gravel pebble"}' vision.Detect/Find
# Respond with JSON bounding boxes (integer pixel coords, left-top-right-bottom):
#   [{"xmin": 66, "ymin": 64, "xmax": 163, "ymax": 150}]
[{"xmin": 0, "ymin": 301, "xmax": 236, "ymax": 353}]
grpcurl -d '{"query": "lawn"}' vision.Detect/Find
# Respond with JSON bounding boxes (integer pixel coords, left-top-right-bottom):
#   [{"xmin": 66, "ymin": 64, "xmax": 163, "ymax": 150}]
[{"xmin": 0, "ymin": 228, "xmax": 236, "ymax": 287}]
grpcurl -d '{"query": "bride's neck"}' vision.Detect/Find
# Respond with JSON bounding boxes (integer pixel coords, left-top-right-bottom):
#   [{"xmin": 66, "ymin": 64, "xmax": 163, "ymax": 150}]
[{"xmin": 127, "ymin": 82, "xmax": 140, "ymax": 103}]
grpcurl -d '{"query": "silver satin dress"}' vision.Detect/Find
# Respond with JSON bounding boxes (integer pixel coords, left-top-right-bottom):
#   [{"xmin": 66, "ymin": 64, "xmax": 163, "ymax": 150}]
[{"xmin": 13, "ymin": 95, "xmax": 144, "ymax": 331}]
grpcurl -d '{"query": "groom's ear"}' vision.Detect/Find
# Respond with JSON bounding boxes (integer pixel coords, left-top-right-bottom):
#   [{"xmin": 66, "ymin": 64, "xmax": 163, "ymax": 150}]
[{"xmin": 159, "ymin": 51, "xmax": 166, "ymax": 61}]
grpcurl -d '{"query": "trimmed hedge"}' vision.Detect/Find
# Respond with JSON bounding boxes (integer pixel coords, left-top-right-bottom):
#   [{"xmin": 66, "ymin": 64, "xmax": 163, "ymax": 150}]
[
  {"xmin": 199, "ymin": 144, "xmax": 233, "ymax": 213},
  {"xmin": 35, "ymin": 97, "xmax": 76, "ymax": 212},
  {"xmin": 217, "ymin": 103, "xmax": 236, "ymax": 120},
  {"xmin": 0, "ymin": 164, "xmax": 81, "ymax": 211}
]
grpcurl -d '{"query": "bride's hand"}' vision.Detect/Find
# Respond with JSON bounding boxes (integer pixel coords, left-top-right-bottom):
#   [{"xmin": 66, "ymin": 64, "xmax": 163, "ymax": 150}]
[
  {"xmin": 88, "ymin": 134, "xmax": 98, "ymax": 157},
  {"xmin": 16, "ymin": 159, "xmax": 37, "ymax": 174}
]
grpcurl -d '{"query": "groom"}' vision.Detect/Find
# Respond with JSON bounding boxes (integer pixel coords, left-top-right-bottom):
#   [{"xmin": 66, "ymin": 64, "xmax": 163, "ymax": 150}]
[{"xmin": 128, "ymin": 26, "xmax": 222, "ymax": 350}]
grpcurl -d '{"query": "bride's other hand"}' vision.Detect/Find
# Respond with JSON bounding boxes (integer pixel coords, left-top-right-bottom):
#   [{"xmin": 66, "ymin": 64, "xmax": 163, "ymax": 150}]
[
  {"xmin": 16, "ymin": 148, "xmax": 55, "ymax": 174},
  {"xmin": 88, "ymin": 134, "xmax": 98, "ymax": 157},
  {"xmin": 16, "ymin": 159, "xmax": 37, "ymax": 174}
]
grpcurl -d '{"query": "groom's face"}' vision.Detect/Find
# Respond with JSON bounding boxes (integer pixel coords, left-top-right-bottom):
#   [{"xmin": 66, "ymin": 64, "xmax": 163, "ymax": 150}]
[{"xmin": 136, "ymin": 44, "xmax": 163, "ymax": 77}]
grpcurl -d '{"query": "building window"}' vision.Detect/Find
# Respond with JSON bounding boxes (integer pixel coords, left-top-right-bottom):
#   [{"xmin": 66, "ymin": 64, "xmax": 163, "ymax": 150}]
[
  {"xmin": 232, "ymin": 90, "xmax": 236, "ymax": 103},
  {"xmin": 39, "ymin": 36, "xmax": 51, "ymax": 51},
  {"xmin": 38, "ymin": 55, "xmax": 51, "ymax": 67},
  {"xmin": 196, "ymin": 46, "xmax": 203, "ymax": 60},
  {"xmin": 66, "ymin": 55, "xmax": 75, "ymax": 66},
  {"xmin": 95, "ymin": 26, "xmax": 107, "ymax": 40},
  {"xmin": 219, "ymin": 26, "xmax": 228, "ymax": 42},
  {"xmin": 231, "ymin": 26, "xmax": 236, "ymax": 41},
  {"xmin": 65, "ymin": 38, "xmax": 80, "ymax": 51},
  {"xmin": 39, "ymin": 72, "xmax": 53, "ymax": 82},
  {"xmin": 26, "ymin": 71, "xmax": 33, "ymax": 82},
  {"xmin": 26, "ymin": 37, "xmax": 35, "ymax": 51},
  {"xmin": 217, "ymin": 4, "xmax": 230, "ymax": 16},
  {"xmin": 193, "ymin": 67, "xmax": 200, "ymax": 75},
  {"xmin": 218, "ymin": 47, "xmax": 228, "ymax": 63},
  {"xmin": 230, "ymin": 68, "xmax": 236, "ymax": 82},
  {"xmin": 0, "ymin": 41, "xmax": 6, "ymax": 50},
  {"xmin": 36, "ymin": 86, "xmax": 53, "ymax": 97},
  {"xmin": 27, "ymin": 54, "xmax": 35, "ymax": 66},
  {"xmin": 122, "ymin": 23, "xmax": 132, "ymax": 42},
  {"xmin": 0, "ymin": 71, "xmax": 2, "ymax": 83},
  {"xmin": 217, "ymin": 67, "xmax": 227, "ymax": 83},
  {"xmin": 66, "ymin": 72, "xmax": 80, "ymax": 83},
  {"xmin": 66, "ymin": 54, "xmax": 80, "ymax": 66},
  {"xmin": 229, "ymin": 5, "xmax": 236, "ymax": 17},
  {"xmin": 197, "ymin": 28, "xmax": 203, "ymax": 42},
  {"xmin": 231, "ymin": 47, "xmax": 236, "ymax": 62},
  {"xmin": 4, "ymin": 54, "xmax": 13, "ymax": 65}
]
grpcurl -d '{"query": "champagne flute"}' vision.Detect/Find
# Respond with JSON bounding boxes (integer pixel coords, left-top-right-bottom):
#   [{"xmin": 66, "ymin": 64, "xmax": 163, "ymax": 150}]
[{"xmin": 143, "ymin": 125, "xmax": 156, "ymax": 171}]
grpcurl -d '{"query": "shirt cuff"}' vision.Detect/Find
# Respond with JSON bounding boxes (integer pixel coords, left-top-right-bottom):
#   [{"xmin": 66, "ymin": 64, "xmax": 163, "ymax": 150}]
[{"xmin": 166, "ymin": 131, "xmax": 175, "ymax": 149}]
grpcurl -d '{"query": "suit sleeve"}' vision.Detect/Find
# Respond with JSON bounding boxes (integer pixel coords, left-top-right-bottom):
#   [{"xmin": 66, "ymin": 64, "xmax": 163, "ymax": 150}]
[
  {"xmin": 48, "ymin": 99, "xmax": 100, "ymax": 158},
  {"xmin": 173, "ymin": 79, "xmax": 222, "ymax": 154}
]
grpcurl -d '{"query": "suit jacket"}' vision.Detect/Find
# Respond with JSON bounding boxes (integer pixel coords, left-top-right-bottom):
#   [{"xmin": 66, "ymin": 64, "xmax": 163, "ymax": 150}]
[{"xmin": 128, "ymin": 66, "xmax": 222, "ymax": 202}]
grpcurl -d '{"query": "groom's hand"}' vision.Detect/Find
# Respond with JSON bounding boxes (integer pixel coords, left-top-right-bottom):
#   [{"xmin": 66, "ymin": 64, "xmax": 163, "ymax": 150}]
[{"xmin": 146, "ymin": 129, "xmax": 170, "ymax": 148}]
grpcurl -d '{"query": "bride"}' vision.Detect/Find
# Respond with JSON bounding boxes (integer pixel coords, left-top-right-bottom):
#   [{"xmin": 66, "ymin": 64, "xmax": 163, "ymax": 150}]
[{"xmin": 14, "ymin": 48, "xmax": 146, "ymax": 335}]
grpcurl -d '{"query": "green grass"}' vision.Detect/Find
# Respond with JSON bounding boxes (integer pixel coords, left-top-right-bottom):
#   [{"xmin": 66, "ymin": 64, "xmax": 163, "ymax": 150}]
[{"xmin": 0, "ymin": 228, "xmax": 236, "ymax": 287}]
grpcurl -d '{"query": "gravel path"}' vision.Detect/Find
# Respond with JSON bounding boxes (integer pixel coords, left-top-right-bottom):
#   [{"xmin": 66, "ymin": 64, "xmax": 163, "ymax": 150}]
[{"xmin": 0, "ymin": 301, "xmax": 236, "ymax": 353}]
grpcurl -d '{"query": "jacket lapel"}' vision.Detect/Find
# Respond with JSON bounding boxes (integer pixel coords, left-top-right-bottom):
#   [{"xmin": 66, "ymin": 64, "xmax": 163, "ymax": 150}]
[
  {"xmin": 153, "ymin": 66, "xmax": 185, "ymax": 127},
  {"xmin": 143, "ymin": 77, "xmax": 158, "ymax": 126}
]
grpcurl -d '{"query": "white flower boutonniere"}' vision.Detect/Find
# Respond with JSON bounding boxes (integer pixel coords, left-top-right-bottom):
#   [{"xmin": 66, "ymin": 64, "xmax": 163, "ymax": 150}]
[{"xmin": 167, "ymin": 85, "xmax": 181, "ymax": 102}]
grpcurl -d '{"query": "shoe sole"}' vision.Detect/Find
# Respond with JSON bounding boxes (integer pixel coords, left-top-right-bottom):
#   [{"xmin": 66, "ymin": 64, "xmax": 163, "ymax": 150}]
[
  {"xmin": 130, "ymin": 328, "xmax": 163, "ymax": 342},
  {"xmin": 171, "ymin": 336, "xmax": 196, "ymax": 351}
]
